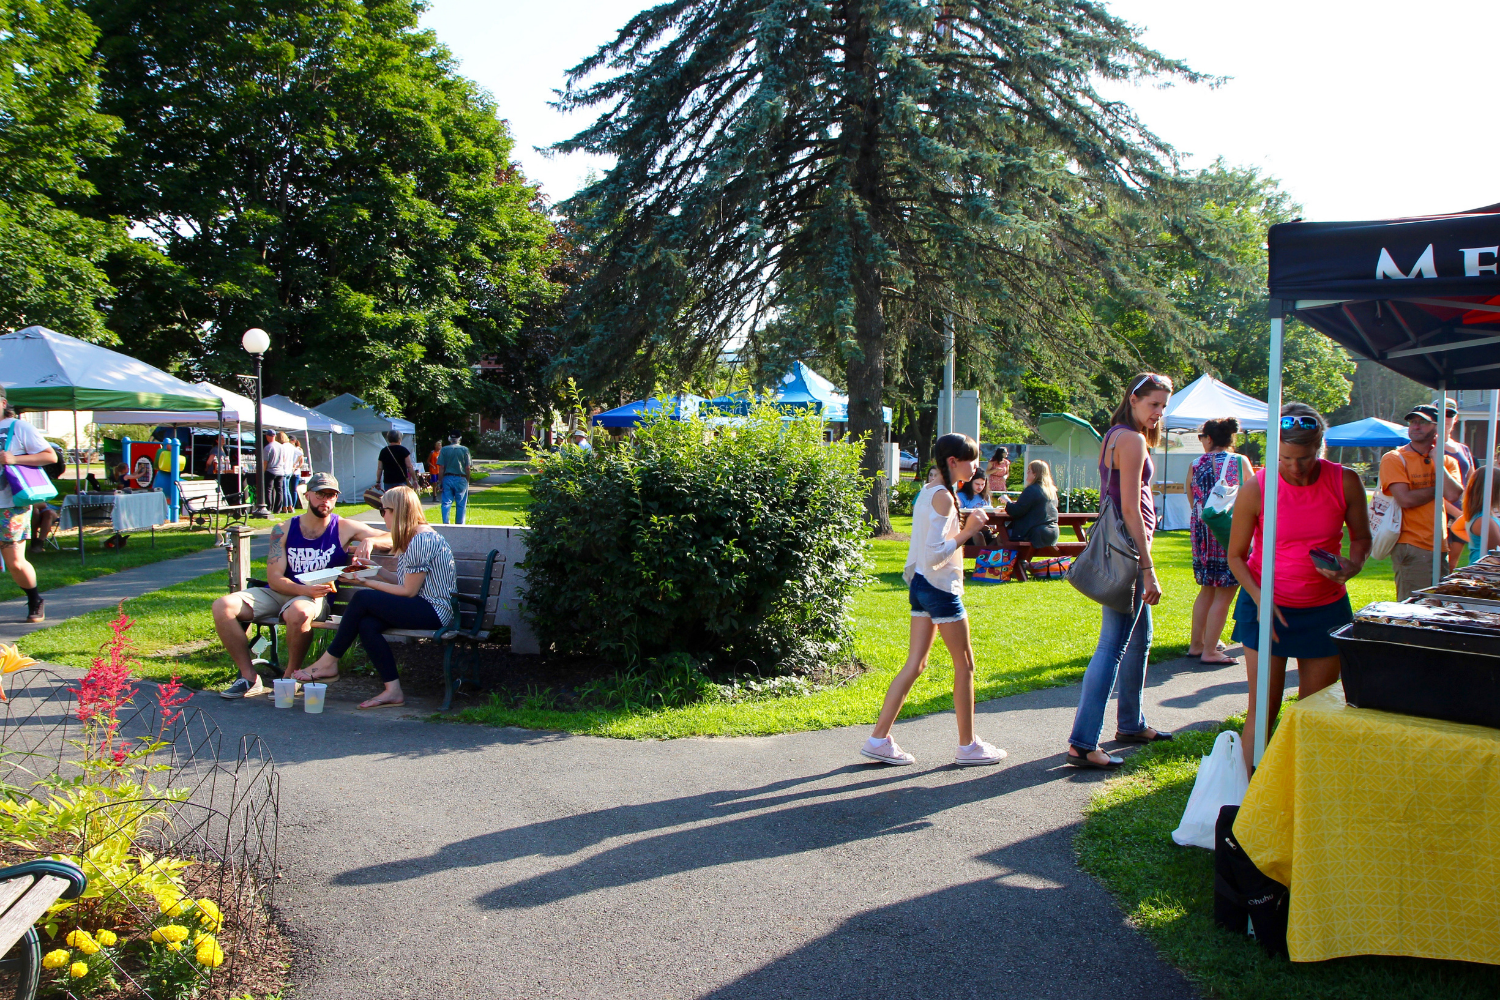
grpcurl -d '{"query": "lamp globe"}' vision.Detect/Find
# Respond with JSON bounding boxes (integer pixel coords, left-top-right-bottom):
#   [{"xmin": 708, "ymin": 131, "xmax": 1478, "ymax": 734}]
[{"xmin": 241, "ymin": 328, "xmax": 270, "ymax": 355}]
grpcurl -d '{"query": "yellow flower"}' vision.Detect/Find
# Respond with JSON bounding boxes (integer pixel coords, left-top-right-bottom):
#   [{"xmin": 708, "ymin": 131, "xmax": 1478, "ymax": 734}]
[
  {"xmin": 70, "ymin": 961, "xmax": 89, "ymax": 979},
  {"xmin": 195, "ymin": 898, "xmax": 223, "ymax": 930},
  {"xmin": 41, "ymin": 949, "xmax": 70, "ymax": 970},
  {"xmin": 95, "ymin": 929, "xmax": 118, "ymax": 947},
  {"xmin": 166, "ymin": 941, "xmax": 182, "ymax": 952},
  {"xmin": 195, "ymin": 938, "xmax": 225, "ymax": 968},
  {"xmin": 0, "ymin": 643, "xmax": 36, "ymax": 701},
  {"xmin": 64, "ymin": 929, "xmax": 92, "ymax": 948},
  {"xmin": 150, "ymin": 924, "xmax": 189, "ymax": 944}
]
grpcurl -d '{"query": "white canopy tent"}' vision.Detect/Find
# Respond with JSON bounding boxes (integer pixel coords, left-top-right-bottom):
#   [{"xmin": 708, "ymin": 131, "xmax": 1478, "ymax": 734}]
[
  {"xmin": 314, "ymin": 394, "xmax": 417, "ymax": 495},
  {"xmin": 264, "ymin": 395, "xmax": 356, "ymax": 493},
  {"xmin": 1153, "ymin": 374, "xmax": 1270, "ymax": 530}
]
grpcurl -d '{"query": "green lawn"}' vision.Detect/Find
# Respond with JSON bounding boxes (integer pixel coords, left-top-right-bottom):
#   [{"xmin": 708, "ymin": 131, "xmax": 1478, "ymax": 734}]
[{"xmin": 1077, "ymin": 721, "xmax": 1500, "ymax": 1000}]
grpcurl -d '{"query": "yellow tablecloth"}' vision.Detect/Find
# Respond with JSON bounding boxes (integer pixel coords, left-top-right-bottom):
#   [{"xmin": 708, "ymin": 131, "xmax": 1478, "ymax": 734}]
[{"xmin": 1234, "ymin": 682, "xmax": 1500, "ymax": 964}]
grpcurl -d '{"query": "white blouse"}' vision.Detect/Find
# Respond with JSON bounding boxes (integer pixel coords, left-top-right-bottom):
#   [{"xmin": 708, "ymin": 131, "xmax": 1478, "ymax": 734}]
[{"xmin": 905, "ymin": 483, "xmax": 965, "ymax": 595}]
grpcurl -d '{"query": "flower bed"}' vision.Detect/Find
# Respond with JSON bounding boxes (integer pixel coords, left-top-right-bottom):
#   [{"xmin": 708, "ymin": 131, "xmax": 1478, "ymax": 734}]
[{"xmin": 0, "ymin": 608, "xmax": 285, "ymax": 999}]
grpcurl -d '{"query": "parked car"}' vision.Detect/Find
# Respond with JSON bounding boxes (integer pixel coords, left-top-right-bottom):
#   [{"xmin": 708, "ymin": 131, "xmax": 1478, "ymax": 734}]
[{"xmin": 898, "ymin": 450, "xmax": 918, "ymax": 471}]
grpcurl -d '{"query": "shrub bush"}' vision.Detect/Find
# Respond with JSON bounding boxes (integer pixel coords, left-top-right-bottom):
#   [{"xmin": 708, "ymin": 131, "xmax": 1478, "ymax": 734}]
[
  {"xmin": 889, "ymin": 476, "xmax": 923, "ymax": 513},
  {"xmin": 473, "ymin": 428, "xmax": 526, "ymax": 459},
  {"xmin": 1056, "ymin": 487, "xmax": 1100, "ymax": 511},
  {"xmin": 522, "ymin": 405, "xmax": 869, "ymax": 675}
]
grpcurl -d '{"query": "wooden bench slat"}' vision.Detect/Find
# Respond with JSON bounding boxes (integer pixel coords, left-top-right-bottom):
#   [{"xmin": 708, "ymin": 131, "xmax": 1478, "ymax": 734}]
[
  {"xmin": 0, "ymin": 875, "xmax": 34, "ymax": 916},
  {"xmin": 0, "ymin": 874, "xmax": 69, "ymax": 956}
]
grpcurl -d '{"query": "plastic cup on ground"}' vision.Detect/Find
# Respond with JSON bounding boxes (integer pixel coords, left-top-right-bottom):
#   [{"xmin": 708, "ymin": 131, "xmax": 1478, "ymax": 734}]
[
  {"xmin": 272, "ymin": 678, "xmax": 295, "ymax": 708},
  {"xmin": 304, "ymin": 683, "xmax": 327, "ymax": 714}
]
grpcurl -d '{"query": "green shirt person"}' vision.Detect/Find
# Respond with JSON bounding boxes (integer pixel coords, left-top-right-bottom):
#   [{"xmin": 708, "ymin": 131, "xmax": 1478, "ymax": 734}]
[{"xmin": 436, "ymin": 433, "xmax": 471, "ymax": 524}]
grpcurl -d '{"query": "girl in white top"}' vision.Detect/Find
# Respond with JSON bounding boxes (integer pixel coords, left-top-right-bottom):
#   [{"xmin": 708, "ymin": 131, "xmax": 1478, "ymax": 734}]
[{"xmin": 861, "ymin": 433, "xmax": 1008, "ymax": 767}]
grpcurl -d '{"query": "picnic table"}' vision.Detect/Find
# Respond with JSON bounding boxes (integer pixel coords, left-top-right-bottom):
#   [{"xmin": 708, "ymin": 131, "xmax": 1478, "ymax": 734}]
[{"xmin": 962, "ymin": 510, "xmax": 1095, "ymax": 581}]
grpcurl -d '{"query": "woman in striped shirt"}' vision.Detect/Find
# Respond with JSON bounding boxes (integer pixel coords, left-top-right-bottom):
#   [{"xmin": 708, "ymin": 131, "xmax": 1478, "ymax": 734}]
[{"xmin": 292, "ymin": 486, "xmax": 456, "ymax": 709}]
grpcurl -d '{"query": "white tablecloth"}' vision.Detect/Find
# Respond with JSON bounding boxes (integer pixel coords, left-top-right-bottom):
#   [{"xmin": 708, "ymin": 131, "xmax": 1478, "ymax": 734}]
[{"xmin": 59, "ymin": 491, "xmax": 170, "ymax": 532}]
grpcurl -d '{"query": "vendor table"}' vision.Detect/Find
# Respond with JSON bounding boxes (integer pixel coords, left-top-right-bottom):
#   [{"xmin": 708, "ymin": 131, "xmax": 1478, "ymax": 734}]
[
  {"xmin": 1234, "ymin": 682, "xmax": 1500, "ymax": 965},
  {"xmin": 59, "ymin": 492, "xmax": 169, "ymax": 535}
]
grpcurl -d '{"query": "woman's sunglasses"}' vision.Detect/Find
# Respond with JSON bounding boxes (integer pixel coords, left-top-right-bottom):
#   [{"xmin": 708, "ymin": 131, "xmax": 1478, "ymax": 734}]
[
  {"xmin": 1131, "ymin": 373, "xmax": 1174, "ymax": 394},
  {"xmin": 1280, "ymin": 416, "xmax": 1320, "ymax": 431}
]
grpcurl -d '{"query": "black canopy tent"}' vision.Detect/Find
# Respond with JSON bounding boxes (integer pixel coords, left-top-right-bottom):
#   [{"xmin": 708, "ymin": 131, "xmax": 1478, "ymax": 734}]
[{"xmin": 1257, "ymin": 204, "xmax": 1500, "ymax": 762}]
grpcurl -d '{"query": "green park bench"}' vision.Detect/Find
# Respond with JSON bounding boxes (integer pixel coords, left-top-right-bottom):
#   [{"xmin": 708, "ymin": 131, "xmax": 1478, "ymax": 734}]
[{"xmin": 0, "ymin": 860, "xmax": 87, "ymax": 1000}]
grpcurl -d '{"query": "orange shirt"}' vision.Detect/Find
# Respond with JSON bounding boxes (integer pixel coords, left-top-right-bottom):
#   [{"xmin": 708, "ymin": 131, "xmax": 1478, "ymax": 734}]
[{"xmin": 1380, "ymin": 445, "xmax": 1461, "ymax": 549}]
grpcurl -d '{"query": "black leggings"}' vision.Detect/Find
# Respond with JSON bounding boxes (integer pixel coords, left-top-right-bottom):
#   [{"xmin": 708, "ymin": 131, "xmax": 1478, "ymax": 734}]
[{"xmin": 327, "ymin": 589, "xmax": 441, "ymax": 682}]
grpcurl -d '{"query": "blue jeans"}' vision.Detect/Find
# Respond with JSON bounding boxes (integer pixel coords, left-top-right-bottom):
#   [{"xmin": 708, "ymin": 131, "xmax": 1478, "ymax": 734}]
[
  {"xmin": 441, "ymin": 474, "xmax": 468, "ymax": 524},
  {"xmin": 1068, "ymin": 598, "xmax": 1152, "ymax": 752}
]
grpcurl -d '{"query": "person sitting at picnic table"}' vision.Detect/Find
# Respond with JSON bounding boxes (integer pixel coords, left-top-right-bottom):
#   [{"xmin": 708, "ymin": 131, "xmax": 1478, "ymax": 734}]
[
  {"xmin": 957, "ymin": 472, "xmax": 990, "ymax": 509},
  {"xmin": 213, "ymin": 473, "xmax": 393, "ymax": 699},
  {"xmin": 1005, "ymin": 460, "xmax": 1060, "ymax": 549},
  {"xmin": 292, "ymin": 486, "xmax": 456, "ymax": 710}
]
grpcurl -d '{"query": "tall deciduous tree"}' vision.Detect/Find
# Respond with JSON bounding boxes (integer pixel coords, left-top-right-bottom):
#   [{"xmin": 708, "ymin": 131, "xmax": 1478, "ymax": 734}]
[
  {"xmin": 555, "ymin": 0, "xmax": 1211, "ymax": 530},
  {"xmin": 0, "ymin": 0, "xmax": 122, "ymax": 338},
  {"xmin": 85, "ymin": 0, "xmax": 559, "ymax": 425}
]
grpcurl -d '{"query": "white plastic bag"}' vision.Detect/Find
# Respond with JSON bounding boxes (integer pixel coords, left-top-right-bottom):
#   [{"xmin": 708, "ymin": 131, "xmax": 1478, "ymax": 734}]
[
  {"xmin": 1171, "ymin": 731, "xmax": 1250, "ymax": 849},
  {"xmin": 1368, "ymin": 489, "xmax": 1402, "ymax": 561}
]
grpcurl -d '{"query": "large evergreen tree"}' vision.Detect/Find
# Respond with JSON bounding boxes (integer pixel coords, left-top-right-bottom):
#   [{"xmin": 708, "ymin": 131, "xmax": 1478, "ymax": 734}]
[
  {"xmin": 85, "ymin": 0, "xmax": 560, "ymax": 426},
  {"xmin": 555, "ymin": 0, "xmax": 1213, "ymax": 530},
  {"xmin": 0, "ymin": 0, "xmax": 122, "ymax": 339}
]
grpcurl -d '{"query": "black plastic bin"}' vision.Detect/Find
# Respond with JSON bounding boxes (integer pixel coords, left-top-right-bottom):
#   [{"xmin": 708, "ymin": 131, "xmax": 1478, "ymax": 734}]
[{"xmin": 1331, "ymin": 623, "xmax": 1500, "ymax": 730}]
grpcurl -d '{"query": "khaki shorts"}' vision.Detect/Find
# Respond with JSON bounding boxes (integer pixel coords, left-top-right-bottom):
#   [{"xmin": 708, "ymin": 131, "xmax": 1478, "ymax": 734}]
[
  {"xmin": 1391, "ymin": 542, "xmax": 1448, "ymax": 602},
  {"xmin": 234, "ymin": 587, "xmax": 328, "ymax": 623}
]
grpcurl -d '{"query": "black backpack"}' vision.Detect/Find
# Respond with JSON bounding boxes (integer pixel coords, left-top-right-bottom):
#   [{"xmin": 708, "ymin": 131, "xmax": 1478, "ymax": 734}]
[{"xmin": 1214, "ymin": 804, "xmax": 1289, "ymax": 958}]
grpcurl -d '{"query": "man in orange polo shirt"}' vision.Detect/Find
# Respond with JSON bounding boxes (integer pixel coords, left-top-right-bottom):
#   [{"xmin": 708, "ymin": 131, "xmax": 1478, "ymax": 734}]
[{"xmin": 1380, "ymin": 404, "xmax": 1463, "ymax": 600}]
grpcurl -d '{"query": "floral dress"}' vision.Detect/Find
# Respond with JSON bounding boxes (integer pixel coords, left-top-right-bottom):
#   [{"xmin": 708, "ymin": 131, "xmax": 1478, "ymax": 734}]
[{"xmin": 1190, "ymin": 451, "xmax": 1242, "ymax": 587}]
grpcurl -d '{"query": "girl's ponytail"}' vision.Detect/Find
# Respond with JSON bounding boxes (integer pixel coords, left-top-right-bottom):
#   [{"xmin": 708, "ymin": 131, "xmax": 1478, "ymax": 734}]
[{"xmin": 933, "ymin": 433, "xmax": 981, "ymax": 508}]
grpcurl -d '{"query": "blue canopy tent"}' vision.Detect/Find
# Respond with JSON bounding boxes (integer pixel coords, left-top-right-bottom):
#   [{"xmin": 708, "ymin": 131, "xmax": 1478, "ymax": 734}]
[
  {"xmin": 709, "ymin": 362, "xmax": 893, "ymax": 424},
  {"xmin": 1323, "ymin": 416, "xmax": 1409, "ymax": 449},
  {"xmin": 591, "ymin": 393, "xmax": 708, "ymax": 428}
]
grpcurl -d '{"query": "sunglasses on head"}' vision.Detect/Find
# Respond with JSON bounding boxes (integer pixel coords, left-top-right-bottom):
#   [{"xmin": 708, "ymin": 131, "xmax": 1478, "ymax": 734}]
[
  {"xmin": 1131, "ymin": 373, "xmax": 1173, "ymax": 395},
  {"xmin": 1280, "ymin": 416, "xmax": 1320, "ymax": 431}
]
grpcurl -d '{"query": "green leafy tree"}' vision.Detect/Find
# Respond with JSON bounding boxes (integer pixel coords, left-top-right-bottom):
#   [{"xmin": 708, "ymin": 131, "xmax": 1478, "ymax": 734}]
[
  {"xmin": 0, "ymin": 0, "xmax": 122, "ymax": 338},
  {"xmin": 85, "ymin": 0, "xmax": 559, "ymax": 421},
  {"xmin": 554, "ymin": 0, "xmax": 1215, "ymax": 532}
]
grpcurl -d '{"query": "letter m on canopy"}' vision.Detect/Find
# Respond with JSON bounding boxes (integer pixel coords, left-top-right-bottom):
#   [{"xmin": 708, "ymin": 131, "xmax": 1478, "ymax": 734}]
[{"xmin": 1376, "ymin": 244, "xmax": 1437, "ymax": 280}]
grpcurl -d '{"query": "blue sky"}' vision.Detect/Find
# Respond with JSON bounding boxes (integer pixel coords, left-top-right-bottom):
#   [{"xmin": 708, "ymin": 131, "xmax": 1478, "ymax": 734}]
[{"xmin": 423, "ymin": 0, "xmax": 1498, "ymax": 221}]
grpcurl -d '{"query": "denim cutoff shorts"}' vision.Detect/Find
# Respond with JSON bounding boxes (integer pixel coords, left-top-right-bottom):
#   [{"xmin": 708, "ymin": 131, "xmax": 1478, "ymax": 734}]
[{"xmin": 908, "ymin": 572, "xmax": 966, "ymax": 624}]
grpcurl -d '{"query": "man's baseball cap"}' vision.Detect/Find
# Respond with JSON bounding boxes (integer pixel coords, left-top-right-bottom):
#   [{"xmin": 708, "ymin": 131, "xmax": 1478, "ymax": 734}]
[
  {"xmin": 1404, "ymin": 404, "xmax": 1440, "ymax": 424},
  {"xmin": 571, "ymin": 428, "xmax": 587, "ymax": 438},
  {"xmin": 1444, "ymin": 397, "xmax": 1459, "ymax": 417},
  {"xmin": 305, "ymin": 472, "xmax": 340, "ymax": 494}
]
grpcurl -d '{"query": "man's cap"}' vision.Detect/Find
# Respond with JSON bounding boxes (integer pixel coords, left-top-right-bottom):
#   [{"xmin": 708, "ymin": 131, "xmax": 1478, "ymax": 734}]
[
  {"xmin": 305, "ymin": 472, "xmax": 340, "ymax": 494},
  {"xmin": 1444, "ymin": 396, "xmax": 1459, "ymax": 416},
  {"xmin": 571, "ymin": 428, "xmax": 587, "ymax": 438},
  {"xmin": 1405, "ymin": 404, "xmax": 1440, "ymax": 424}
]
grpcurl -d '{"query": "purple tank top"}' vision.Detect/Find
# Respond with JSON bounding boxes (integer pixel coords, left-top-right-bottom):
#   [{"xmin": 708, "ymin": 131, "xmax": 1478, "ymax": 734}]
[
  {"xmin": 284, "ymin": 513, "xmax": 347, "ymax": 583},
  {"xmin": 1099, "ymin": 425, "xmax": 1156, "ymax": 536}
]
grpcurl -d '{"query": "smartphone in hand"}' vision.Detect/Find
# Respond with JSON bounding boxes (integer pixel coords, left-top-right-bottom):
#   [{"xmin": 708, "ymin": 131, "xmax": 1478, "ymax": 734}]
[{"xmin": 1309, "ymin": 547, "xmax": 1343, "ymax": 573}]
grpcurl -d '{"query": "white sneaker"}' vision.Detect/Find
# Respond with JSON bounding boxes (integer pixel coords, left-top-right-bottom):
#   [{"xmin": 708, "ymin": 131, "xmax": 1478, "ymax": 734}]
[
  {"xmin": 955, "ymin": 739, "xmax": 1008, "ymax": 766},
  {"xmin": 860, "ymin": 736, "xmax": 915, "ymax": 766},
  {"xmin": 219, "ymin": 677, "xmax": 268, "ymax": 699}
]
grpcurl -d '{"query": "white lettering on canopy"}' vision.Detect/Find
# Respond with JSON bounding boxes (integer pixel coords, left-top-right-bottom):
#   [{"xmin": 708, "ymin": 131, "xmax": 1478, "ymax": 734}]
[
  {"xmin": 1376, "ymin": 244, "xmax": 1437, "ymax": 280},
  {"xmin": 1462, "ymin": 247, "xmax": 1500, "ymax": 277}
]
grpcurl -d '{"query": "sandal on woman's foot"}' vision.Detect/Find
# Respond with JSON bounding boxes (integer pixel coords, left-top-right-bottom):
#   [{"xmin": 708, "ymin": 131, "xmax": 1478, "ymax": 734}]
[
  {"xmin": 1065, "ymin": 747, "xmax": 1123, "ymax": 769},
  {"xmin": 1200, "ymin": 653, "xmax": 1237, "ymax": 665},
  {"xmin": 358, "ymin": 697, "xmax": 404, "ymax": 710},
  {"xmin": 1114, "ymin": 728, "xmax": 1174, "ymax": 744}
]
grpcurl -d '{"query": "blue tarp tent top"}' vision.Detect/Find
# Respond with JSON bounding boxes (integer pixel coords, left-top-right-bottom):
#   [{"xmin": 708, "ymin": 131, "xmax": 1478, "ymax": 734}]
[
  {"xmin": 709, "ymin": 362, "xmax": 892, "ymax": 423},
  {"xmin": 592, "ymin": 393, "xmax": 708, "ymax": 428},
  {"xmin": 1324, "ymin": 416, "xmax": 1409, "ymax": 449}
]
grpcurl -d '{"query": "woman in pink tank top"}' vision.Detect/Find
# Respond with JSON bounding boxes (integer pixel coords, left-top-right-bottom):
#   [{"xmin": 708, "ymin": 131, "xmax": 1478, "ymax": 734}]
[{"xmin": 1226, "ymin": 403, "xmax": 1371, "ymax": 775}]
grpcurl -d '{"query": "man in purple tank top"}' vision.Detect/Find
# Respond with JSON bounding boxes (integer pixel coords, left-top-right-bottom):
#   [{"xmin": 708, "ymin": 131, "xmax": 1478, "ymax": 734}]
[{"xmin": 212, "ymin": 473, "xmax": 393, "ymax": 698}]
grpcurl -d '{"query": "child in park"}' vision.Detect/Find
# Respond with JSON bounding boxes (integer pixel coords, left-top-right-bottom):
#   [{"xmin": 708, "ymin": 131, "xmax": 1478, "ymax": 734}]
[{"xmin": 861, "ymin": 432, "xmax": 1008, "ymax": 767}]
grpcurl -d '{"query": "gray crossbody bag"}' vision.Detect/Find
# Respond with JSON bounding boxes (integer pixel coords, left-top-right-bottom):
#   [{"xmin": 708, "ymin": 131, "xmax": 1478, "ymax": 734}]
[{"xmin": 1066, "ymin": 430, "xmax": 1141, "ymax": 613}]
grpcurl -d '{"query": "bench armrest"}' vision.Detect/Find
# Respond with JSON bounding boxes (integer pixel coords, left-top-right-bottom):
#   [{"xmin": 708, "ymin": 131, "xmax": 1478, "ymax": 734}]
[{"xmin": 0, "ymin": 859, "xmax": 87, "ymax": 900}]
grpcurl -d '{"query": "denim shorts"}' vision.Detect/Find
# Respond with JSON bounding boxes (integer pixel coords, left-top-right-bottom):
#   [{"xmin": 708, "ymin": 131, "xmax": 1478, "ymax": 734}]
[{"xmin": 908, "ymin": 572, "xmax": 966, "ymax": 624}]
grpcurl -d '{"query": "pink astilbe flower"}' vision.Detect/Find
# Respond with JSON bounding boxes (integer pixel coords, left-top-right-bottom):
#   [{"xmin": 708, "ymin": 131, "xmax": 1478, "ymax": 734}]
[
  {"xmin": 156, "ymin": 674, "xmax": 191, "ymax": 731},
  {"xmin": 70, "ymin": 603, "xmax": 139, "ymax": 762}
]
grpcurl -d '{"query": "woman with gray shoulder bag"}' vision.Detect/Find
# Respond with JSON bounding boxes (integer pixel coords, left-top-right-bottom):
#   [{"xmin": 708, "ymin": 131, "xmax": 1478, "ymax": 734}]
[{"xmin": 1063, "ymin": 373, "xmax": 1177, "ymax": 768}]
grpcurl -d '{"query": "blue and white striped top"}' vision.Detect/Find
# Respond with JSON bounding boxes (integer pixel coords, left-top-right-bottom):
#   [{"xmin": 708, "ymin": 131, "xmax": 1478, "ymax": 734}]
[{"xmin": 398, "ymin": 528, "xmax": 456, "ymax": 626}]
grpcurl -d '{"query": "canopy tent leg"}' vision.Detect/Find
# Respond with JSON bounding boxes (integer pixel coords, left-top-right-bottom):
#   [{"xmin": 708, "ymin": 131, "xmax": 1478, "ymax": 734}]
[
  {"xmin": 73, "ymin": 409, "xmax": 84, "ymax": 567},
  {"xmin": 1255, "ymin": 310, "xmax": 1285, "ymax": 766},
  {"xmin": 1486, "ymin": 391, "xmax": 1499, "ymax": 556},
  {"xmin": 235, "ymin": 420, "xmax": 243, "ymax": 500},
  {"xmin": 1434, "ymin": 380, "xmax": 1446, "ymax": 587},
  {"xmin": 1065, "ymin": 436, "xmax": 1073, "ymax": 513}
]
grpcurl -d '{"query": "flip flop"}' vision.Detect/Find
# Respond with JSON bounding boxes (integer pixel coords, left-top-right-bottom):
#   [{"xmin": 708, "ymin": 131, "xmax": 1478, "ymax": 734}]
[
  {"xmin": 357, "ymin": 698, "xmax": 405, "ymax": 710},
  {"xmin": 291, "ymin": 669, "xmax": 339, "ymax": 684},
  {"xmin": 1200, "ymin": 654, "xmax": 1238, "ymax": 665}
]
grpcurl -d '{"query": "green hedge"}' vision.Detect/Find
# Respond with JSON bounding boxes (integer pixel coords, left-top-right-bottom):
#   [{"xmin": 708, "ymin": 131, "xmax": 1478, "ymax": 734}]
[{"xmin": 522, "ymin": 406, "xmax": 869, "ymax": 675}]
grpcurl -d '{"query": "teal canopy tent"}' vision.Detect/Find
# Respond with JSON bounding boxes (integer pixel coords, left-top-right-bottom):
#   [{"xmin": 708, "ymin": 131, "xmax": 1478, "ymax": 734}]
[
  {"xmin": 1036, "ymin": 413, "xmax": 1102, "ymax": 511},
  {"xmin": 0, "ymin": 327, "xmax": 221, "ymax": 564}
]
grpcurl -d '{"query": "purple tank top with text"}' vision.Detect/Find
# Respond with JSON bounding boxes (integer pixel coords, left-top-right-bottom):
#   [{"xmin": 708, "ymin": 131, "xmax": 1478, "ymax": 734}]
[
  {"xmin": 284, "ymin": 513, "xmax": 347, "ymax": 583},
  {"xmin": 1099, "ymin": 425, "xmax": 1156, "ymax": 537}
]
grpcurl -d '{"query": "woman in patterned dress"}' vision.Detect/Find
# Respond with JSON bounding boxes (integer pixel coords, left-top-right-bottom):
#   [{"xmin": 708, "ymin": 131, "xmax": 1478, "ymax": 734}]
[{"xmin": 1189, "ymin": 418, "xmax": 1249, "ymax": 664}]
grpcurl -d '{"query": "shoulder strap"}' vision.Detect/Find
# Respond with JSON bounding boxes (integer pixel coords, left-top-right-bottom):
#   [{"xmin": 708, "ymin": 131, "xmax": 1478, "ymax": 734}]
[{"xmin": 3, "ymin": 420, "xmax": 15, "ymax": 454}]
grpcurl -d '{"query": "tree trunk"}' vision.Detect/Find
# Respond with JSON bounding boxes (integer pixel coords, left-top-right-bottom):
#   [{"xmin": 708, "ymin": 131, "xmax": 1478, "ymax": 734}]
[{"xmin": 842, "ymin": 1, "xmax": 892, "ymax": 534}]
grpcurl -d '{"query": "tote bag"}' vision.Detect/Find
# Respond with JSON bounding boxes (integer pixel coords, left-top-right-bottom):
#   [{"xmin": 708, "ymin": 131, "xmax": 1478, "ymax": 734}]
[
  {"xmin": 1065, "ymin": 493, "xmax": 1139, "ymax": 613},
  {"xmin": 1368, "ymin": 489, "xmax": 1402, "ymax": 560},
  {"xmin": 2, "ymin": 422, "xmax": 58, "ymax": 507},
  {"xmin": 1200, "ymin": 454, "xmax": 1247, "ymax": 547}
]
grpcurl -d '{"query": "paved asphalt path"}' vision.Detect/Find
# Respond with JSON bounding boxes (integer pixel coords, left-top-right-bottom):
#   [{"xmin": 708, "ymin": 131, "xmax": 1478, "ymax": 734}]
[{"xmin": 186, "ymin": 652, "xmax": 1256, "ymax": 1000}]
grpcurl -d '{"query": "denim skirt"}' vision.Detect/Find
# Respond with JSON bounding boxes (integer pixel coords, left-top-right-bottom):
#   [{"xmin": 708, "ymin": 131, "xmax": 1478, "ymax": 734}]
[{"xmin": 1231, "ymin": 590, "xmax": 1351, "ymax": 659}]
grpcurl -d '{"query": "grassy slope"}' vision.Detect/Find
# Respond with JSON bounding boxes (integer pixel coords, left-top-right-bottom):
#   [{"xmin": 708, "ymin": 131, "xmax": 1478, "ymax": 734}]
[{"xmin": 1077, "ymin": 724, "xmax": 1500, "ymax": 999}]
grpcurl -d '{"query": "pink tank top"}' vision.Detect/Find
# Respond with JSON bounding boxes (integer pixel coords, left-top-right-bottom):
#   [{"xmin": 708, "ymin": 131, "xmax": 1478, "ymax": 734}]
[{"xmin": 1245, "ymin": 459, "xmax": 1348, "ymax": 608}]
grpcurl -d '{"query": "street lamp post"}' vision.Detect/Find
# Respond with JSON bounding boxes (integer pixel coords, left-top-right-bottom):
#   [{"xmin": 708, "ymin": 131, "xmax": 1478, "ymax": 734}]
[{"xmin": 242, "ymin": 328, "xmax": 271, "ymax": 519}]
